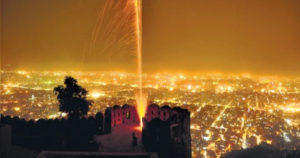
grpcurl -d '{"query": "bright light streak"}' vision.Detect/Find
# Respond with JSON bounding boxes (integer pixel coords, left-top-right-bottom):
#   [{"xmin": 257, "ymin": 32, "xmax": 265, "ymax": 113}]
[
  {"xmin": 279, "ymin": 103, "xmax": 300, "ymax": 113},
  {"xmin": 211, "ymin": 101, "xmax": 232, "ymax": 127},
  {"xmin": 134, "ymin": 0, "xmax": 147, "ymax": 129}
]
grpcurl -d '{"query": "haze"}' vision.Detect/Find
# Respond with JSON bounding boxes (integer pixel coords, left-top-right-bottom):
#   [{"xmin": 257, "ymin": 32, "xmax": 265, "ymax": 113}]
[{"xmin": 1, "ymin": 0, "xmax": 300, "ymax": 76}]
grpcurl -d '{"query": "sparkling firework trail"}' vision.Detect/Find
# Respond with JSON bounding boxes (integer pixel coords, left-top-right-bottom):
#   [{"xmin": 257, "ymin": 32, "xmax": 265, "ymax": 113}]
[
  {"xmin": 87, "ymin": 0, "xmax": 146, "ymax": 128},
  {"xmin": 87, "ymin": 0, "xmax": 137, "ymax": 61}
]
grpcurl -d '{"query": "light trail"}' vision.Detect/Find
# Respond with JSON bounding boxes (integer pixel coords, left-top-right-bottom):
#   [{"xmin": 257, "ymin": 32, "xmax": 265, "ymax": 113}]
[
  {"xmin": 241, "ymin": 116, "xmax": 248, "ymax": 149},
  {"xmin": 196, "ymin": 102, "xmax": 209, "ymax": 112},
  {"xmin": 200, "ymin": 101, "xmax": 232, "ymax": 158},
  {"xmin": 133, "ymin": 0, "xmax": 147, "ymax": 128},
  {"xmin": 211, "ymin": 100, "xmax": 233, "ymax": 128}
]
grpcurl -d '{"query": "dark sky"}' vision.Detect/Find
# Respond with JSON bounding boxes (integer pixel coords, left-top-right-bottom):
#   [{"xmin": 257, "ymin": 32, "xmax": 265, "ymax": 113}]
[{"xmin": 1, "ymin": 0, "xmax": 300, "ymax": 76}]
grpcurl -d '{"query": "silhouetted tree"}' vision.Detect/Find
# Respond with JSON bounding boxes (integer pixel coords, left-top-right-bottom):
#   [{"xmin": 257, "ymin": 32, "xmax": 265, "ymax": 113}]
[{"xmin": 54, "ymin": 76, "xmax": 92, "ymax": 119}]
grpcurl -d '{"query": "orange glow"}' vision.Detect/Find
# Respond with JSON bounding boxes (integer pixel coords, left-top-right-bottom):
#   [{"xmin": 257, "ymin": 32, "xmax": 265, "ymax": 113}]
[
  {"xmin": 90, "ymin": 91, "xmax": 105, "ymax": 99},
  {"xmin": 17, "ymin": 70, "xmax": 28, "ymax": 75},
  {"xmin": 135, "ymin": 91, "xmax": 147, "ymax": 128},
  {"xmin": 14, "ymin": 107, "xmax": 20, "ymax": 112},
  {"xmin": 133, "ymin": 125, "xmax": 143, "ymax": 131}
]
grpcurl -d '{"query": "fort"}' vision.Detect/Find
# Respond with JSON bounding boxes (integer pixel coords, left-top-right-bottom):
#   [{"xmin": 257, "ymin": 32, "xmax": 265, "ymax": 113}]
[
  {"xmin": 102, "ymin": 104, "xmax": 192, "ymax": 158},
  {"xmin": 0, "ymin": 105, "xmax": 191, "ymax": 158}
]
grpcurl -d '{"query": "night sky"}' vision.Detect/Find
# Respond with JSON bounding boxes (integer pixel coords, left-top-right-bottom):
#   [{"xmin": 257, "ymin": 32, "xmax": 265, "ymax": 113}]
[{"xmin": 1, "ymin": 0, "xmax": 300, "ymax": 76}]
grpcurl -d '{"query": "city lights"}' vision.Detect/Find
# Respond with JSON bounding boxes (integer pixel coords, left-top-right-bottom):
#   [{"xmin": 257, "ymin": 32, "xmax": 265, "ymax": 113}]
[{"xmin": 0, "ymin": 70, "xmax": 300, "ymax": 157}]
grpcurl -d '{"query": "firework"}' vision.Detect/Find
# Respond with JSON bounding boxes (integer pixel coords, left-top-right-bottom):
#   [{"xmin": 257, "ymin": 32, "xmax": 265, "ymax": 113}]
[{"xmin": 88, "ymin": 0, "xmax": 147, "ymax": 128}]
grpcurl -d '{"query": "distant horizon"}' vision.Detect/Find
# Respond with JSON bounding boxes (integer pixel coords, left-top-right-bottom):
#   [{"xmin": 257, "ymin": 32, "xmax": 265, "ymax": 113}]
[{"xmin": 1, "ymin": 68, "xmax": 300, "ymax": 79}]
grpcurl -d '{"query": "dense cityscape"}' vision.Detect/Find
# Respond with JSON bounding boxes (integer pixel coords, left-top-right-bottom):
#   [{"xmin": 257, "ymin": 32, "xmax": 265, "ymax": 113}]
[{"xmin": 0, "ymin": 70, "xmax": 300, "ymax": 157}]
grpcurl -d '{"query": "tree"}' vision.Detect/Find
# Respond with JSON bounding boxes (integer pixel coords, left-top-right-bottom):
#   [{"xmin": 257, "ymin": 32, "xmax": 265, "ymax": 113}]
[{"xmin": 54, "ymin": 76, "xmax": 92, "ymax": 119}]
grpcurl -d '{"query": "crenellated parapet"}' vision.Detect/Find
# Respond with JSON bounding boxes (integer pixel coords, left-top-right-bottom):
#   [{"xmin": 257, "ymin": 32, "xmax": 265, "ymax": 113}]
[
  {"xmin": 105, "ymin": 104, "xmax": 140, "ymax": 128},
  {"xmin": 142, "ymin": 104, "xmax": 191, "ymax": 158}
]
